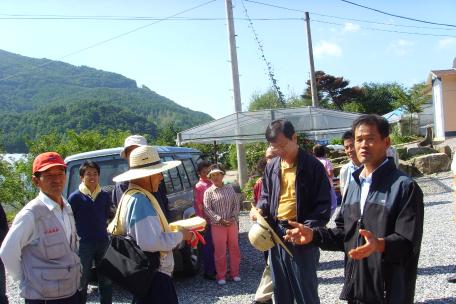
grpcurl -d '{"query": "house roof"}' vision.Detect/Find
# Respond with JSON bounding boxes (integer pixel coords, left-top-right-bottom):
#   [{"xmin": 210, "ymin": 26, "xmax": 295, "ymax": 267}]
[
  {"xmin": 427, "ymin": 69, "xmax": 456, "ymax": 84},
  {"xmin": 176, "ymin": 106, "xmax": 361, "ymax": 145}
]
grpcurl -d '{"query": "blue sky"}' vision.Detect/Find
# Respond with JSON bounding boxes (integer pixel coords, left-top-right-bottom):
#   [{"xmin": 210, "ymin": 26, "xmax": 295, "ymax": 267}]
[{"xmin": 1, "ymin": 0, "xmax": 455, "ymax": 119}]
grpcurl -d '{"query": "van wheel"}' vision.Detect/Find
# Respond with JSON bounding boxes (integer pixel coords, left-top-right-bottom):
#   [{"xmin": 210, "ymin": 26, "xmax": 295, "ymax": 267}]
[{"xmin": 180, "ymin": 244, "xmax": 201, "ymax": 276}]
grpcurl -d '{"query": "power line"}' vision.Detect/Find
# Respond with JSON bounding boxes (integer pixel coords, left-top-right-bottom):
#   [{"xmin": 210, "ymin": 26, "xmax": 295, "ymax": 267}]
[
  {"xmin": 244, "ymin": 0, "xmax": 456, "ymax": 31},
  {"xmin": 0, "ymin": 15, "xmax": 303, "ymax": 21},
  {"xmin": 310, "ymin": 12, "xmax": 456, "ymax": 32},
  {"xmin": 244, "ymin": 0, "xmax": 304, "ymax": 13},
  {"xmin": 338, "ymin": 0, "xmax": 456, "ymax": 28},
  {"xmin": 312, "ymin": 19, "xmax": 456, "ymax": 38},
  {"xmin": 2, "ymin": 5, "xmax": 455, "ymax": 32},
  {"xmin": 0, "ymin": 0, "xmax": 217, "ymax": 82}
]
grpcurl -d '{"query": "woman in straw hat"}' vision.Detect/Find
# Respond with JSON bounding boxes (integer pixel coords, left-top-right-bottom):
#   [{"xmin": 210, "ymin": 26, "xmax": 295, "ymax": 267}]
[
  {"xmin": 111, "ymin": 145, "xmax": 192, "ymax": 304},
  {"xmin": 203, "ymin": 164, "xmax": 241, "ymax": 286}
]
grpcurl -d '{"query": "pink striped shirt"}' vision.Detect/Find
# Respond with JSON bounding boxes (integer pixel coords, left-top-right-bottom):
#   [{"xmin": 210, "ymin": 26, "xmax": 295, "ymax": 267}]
[{"xmin": 203, "ymin": 184, "xmax": 240, "ymax": 226}]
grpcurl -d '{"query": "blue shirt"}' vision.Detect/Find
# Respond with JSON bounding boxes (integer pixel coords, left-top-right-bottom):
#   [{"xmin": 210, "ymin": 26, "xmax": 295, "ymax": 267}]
[{"xmin": 359, "ymin": 158, "xmax": 389, "ymax": 215}]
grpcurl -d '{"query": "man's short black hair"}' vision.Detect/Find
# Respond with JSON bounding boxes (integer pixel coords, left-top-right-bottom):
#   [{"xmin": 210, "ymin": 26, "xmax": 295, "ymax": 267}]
[
  {"xmin": 352, "ymin": 114, "xmax": 390, "ymax": 139},
  {"xmin": 256, "ymin": 157, "xmax": 268, "ymax": 175},
  {"xmin": 342, "ymin": 130, "xmax": 354, "ymax": 141},
  {"xmin": 312, "ymin": 144, "xmax": 326, "ymax": 158},
  {"xmin": 265, "ymin": 119, "xmax": 295, "ymax": 142},
  {"xmin": 197, "ymin": 160, "xmax": 211, "ymax": 174},
  {"xmin": 79, "ymin": 160, "xmax": 100, "ymax": 177}
]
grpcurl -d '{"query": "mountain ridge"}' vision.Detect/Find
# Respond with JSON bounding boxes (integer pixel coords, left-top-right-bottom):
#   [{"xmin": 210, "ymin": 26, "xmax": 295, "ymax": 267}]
[{"xmin": 0, "ymin": 49, "xmax": 213, "ymax": 152}]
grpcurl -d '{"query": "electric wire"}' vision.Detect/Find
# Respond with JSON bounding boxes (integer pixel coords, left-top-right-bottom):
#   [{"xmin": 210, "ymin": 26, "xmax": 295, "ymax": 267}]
[
  {"xmin": 244, "ymin": 0, "xmax": 456, "ymax": 31},
  {"xmin": 312, "ymin": 19, "xmax": 456, "ymax": 38},
  {"xmin": 338, "ymin": 0, "xmax": 456, "ymax": 28}
]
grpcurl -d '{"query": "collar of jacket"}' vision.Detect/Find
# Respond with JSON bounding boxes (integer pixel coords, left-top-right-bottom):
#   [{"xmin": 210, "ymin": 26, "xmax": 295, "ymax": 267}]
[{"xmin": 352, "ymin": 158, "xmax": 396, "ymax": 188}]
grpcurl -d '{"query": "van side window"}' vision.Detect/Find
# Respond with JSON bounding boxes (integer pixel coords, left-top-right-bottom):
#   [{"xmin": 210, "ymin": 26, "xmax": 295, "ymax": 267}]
[
  {"xmin": 182, "ymin": 159, "xmax": 199, "ymax": 186},
  {"xmin": 177, "ymin": 162, "xmax": 191, "ymax": 189},
  {"xmin": 164, "ymin": 156, "xmax": 183, "ymax": 192},
  {"xmin": 162, "ymin": 169, "xmax": 174, "ymax": 194}
]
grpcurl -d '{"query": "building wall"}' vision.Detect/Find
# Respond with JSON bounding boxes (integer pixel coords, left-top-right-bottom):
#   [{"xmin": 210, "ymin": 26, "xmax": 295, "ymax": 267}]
[{"xmin": 442, "ymin": 74, "xmax": 456, "ymax": 137}]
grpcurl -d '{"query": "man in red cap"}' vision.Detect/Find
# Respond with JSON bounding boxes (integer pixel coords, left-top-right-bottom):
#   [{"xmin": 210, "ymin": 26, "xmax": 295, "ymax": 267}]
[{"xmin": 0, "ymin": 152, "xmax": 81, "ymax": 304}]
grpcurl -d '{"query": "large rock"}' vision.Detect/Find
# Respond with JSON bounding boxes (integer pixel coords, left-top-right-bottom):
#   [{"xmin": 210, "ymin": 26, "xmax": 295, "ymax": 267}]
[
  {"xmin": 398, "ymin": 160, "xmax": 421, "ymax": 177},
  {"xmin": 412, "ymin": 153, "xmax": 451, "ymax": 175},
  {"xmin": 437, "ymin": 145, "xmax": 452, "ymax": 158},
  {"xmin": 407, "ymin": 146, "xmax": 438, "ymax": 157},
  {"xmin": 396, "ymin": 147, "xmax": 408, "ymax": 160}
]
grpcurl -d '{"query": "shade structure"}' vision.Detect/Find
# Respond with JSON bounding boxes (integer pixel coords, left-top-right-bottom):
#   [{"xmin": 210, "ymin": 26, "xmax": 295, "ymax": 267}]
[{"xmin": 177, "ymin": 106, "xmax": 361, "ymax": 145}]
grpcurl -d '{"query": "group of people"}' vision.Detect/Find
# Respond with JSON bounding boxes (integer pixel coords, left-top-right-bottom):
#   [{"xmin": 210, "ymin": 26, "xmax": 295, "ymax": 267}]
[
  {"xmin": 0, "ymin": 113, "xmax": 435, "ymax": 304},
  {"xmin": 0, "ymin": 136, "xmax": 193, "ymax": 304},
  {"xmin": 249, "ymin": 115, "xmax": 424, "ymax": 304},
  {"xmin": 0, "ymin": 133, "xmax": 244, "ymax": 304}
]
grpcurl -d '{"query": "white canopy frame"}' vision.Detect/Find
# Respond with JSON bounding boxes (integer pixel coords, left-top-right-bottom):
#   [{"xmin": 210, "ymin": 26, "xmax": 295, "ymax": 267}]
[{"xmin": 177, "ymin": 106, "xmax": 361, "ymax": 145}]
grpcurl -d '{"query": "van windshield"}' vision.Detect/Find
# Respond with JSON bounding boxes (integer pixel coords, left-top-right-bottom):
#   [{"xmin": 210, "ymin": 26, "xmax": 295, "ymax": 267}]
[{"xmin": 67, "ymin": 158, "xmax": 129, "ymax": 196}]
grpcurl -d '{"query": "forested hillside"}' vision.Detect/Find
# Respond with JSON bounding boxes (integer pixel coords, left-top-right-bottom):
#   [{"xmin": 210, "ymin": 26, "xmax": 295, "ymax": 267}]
[{"xmin": 0, "ymin": 49, "xmax": 212, "ymax": 152}]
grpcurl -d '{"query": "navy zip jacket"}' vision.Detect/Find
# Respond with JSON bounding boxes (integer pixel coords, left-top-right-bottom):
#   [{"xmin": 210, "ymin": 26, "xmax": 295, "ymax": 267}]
[
  {"xmin": 313, "ymin": 158, "xmax": 424, "ymax": 304},
  {"xmin": 257, "ymin": 148, "xmax": 332, "ymax": 228}
]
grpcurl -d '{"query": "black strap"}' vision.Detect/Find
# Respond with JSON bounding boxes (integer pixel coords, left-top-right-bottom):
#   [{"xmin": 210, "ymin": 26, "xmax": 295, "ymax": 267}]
[{"xmin": 130, "ymin": 160, "xmax": 161, "ymax": 169}]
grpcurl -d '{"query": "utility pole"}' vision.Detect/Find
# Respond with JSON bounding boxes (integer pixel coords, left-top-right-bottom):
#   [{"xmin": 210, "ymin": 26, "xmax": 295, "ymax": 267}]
[
  {"xmin": 225, "ymin": 0, "xmax": 248, "ymax": 188},
  {"xmin": 305, "ymin": 12, "xmax": 319, "ymax": 107}
]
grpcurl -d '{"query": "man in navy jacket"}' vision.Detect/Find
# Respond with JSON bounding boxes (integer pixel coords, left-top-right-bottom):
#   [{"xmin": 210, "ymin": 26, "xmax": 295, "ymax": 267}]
[
  {"xmin": 254, "ymin": 119, "xmax": 332, "ymax": 304},
  {"xmin": 285, "ymin": 114, "xmax": 424, "ymax": 304},
  {"xmin": 69, "ymin": 160, "xmax": 113, "ymax": 304}
]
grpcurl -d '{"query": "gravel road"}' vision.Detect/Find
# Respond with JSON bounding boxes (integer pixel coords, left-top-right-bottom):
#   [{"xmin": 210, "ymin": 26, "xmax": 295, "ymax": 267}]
[{"xmin": 5, "ymin": 171, "xmax": 456, "ymax": 303}]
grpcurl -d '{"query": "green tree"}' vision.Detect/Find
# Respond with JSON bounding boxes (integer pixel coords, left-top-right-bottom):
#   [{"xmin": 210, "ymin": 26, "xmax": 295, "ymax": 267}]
[
  {"xmin": 155, "ymin": 123, "xmax": 181, "ymax": 146},
  {"xmin": 0, "ymin": 156, "xmax": 30, "ymax": 210},
  {"xmin": 392, "ymin": 82, "xmax": 430, "ymax": 135},
  {"xmin": 248, "ymin": 89, "xmax": 286, "ymax": 111},
  {"xmin": 344, "ymin": 82, "xmax": 400, "ymax": 115},
  {"xmin": 303, "ymin": 71, "xmax": 362, "ymax": 110}
]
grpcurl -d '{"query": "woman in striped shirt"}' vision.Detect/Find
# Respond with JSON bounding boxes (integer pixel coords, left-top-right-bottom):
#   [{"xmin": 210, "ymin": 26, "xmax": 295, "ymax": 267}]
[{"xmin": 203, "ymin": 164, "xmax": 241, "ymax": 286}]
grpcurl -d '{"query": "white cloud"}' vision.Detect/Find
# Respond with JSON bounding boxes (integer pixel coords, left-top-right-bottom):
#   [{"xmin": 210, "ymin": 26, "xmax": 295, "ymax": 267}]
[
  {"xmin": 314, "ymin": 41, "xmax": 342, "ymax": 58},
  {"xmin": 439, "ymin": 38, "xmax": 456, "ymax": 48},
  {"xmin": 343, "ymin": 22, "xmax": 360, "ymax": 33},
  {"xmin": 387, "ymin": 39, "xmax": 414, "ymax": 56}
]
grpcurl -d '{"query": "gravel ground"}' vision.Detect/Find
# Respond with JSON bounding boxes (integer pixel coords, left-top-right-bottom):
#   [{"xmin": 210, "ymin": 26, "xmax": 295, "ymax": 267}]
[{"xmin": 5, "ymin": 171, "xmax": 456, "ymax": 303}]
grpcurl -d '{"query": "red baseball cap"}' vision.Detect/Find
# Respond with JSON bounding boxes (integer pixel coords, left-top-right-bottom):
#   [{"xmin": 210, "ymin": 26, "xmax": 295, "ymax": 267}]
[{"xmin": 32, "ymin": 152, "xmax": 67, "ymax": 174}]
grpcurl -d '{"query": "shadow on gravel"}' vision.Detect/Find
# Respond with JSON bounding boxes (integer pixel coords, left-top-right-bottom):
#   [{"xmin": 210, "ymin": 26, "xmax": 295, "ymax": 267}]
[
  {"xmin": 419, "ymin": 176, "xmax": 454, "ymax": 195},
  {"xmin": 425, "ymin": 200, "xmax": 452, "ymax": 207},
  {"xmin": 416, "ymin": 298, "xmax": 456, "ymax": 303},
  {"xmin": 318, "ymin": 276, "xmax": 344, "ymax": 285},
  {"xmin": 418, "ymin": 265, "xmax": 456, "ymax": 275},
  {"xmin": 319, "ymin": 259, "xmax": 344, "ymax": 271}
]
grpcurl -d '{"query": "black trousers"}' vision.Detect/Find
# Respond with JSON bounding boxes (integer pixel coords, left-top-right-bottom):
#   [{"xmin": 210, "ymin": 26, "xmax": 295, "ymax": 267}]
[
  {"xmin": 0, "ymin": 259, "xmax": 7, "ymax": 304},
  {"xmin": 133, "ymin": 272, "xmax": 178, "ymax": 304},
  {"xmin": 25, "ymin": 291, "xmax": 80, "ymax": 304}
]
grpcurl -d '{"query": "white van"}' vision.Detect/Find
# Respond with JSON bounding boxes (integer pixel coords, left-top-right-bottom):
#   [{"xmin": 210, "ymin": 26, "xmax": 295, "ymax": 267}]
[{"xmin": 64, "ymin": 146, "xmax": 202, "ymax": 275}]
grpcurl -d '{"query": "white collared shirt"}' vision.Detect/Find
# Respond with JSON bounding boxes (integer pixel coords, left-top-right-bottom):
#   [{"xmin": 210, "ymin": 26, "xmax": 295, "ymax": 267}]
[
  {"xmin": 0, "ymin": 191, "xmax": 73, "ymax": 281},
  {"xmin": 38, "ymin": 191, "xmax": 72, "ymax": 243},
  {"xmin": 359, "ymin": 159, "xmax": 389, "ymax": 215},
  {"xmin": 346, "ymin": 161, "xmax": 360, "ymax": 187}
]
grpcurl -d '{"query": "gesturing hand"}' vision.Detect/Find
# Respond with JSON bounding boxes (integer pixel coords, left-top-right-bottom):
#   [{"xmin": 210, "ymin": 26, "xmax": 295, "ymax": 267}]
[
  {"xmin": 283, "ymin": 221, "xmax": 314, "ymax": 245},
  {"xmin": 348, "ymin": 229, "xmax": 385, "ymax": 260}
]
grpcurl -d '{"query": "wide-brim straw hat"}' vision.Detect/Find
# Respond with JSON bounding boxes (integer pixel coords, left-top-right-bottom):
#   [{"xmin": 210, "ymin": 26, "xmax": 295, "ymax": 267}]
[
  {"xmin": 113, "ymin": 145, "xmax": 181, "ymax": 182},
  {"xmin": 249, "ymin": 205, "xmax": 293, "ymax": 256}
]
